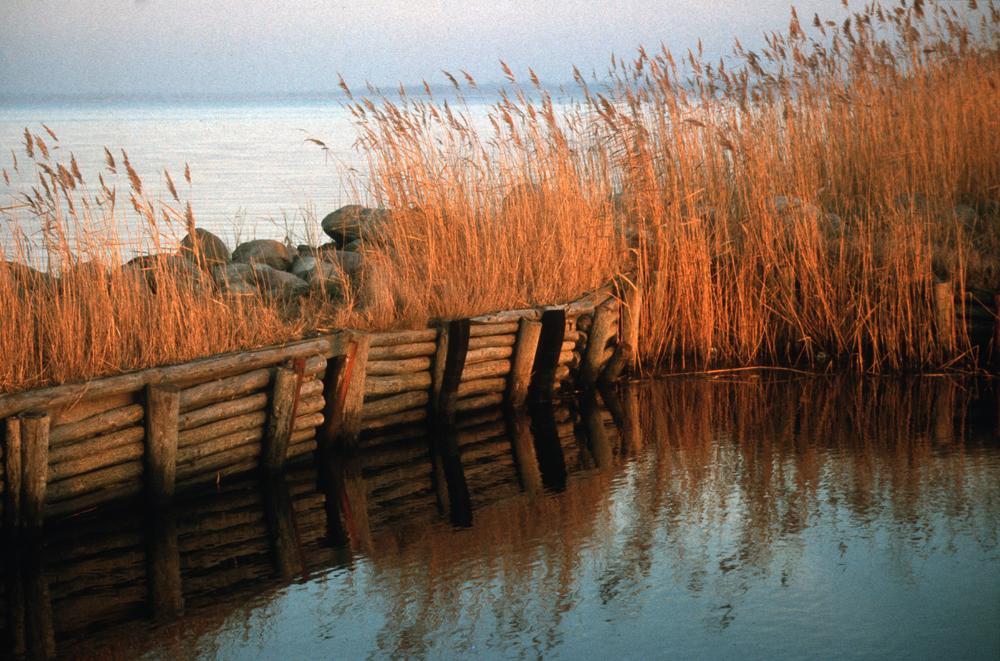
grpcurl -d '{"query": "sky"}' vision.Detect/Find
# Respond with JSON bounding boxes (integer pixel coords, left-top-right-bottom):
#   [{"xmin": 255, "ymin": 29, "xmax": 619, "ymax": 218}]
[{"xmin": 0, "ymin": 0, "xmax": 846, "ymax": 97}]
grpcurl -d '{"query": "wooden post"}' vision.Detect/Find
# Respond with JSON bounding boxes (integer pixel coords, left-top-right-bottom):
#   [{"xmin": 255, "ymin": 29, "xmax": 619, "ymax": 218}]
[
  {"xmin": 145, "ymin": 385, "xmax": 180, "ymax": 503},
  {"xmin": 4, "ymin": 417, "xmax": 22, "ymax": 528},
  {"xmin": 622, "ymin": 385, "xmax": 643, "ymax": 455},
  {"xmin": 432, "ymin": 319, "xmax": 471, "ymax": 428},
  {"xmin": 934, "ymin": 280, "xmax": 954, "ymax": 351},
  {"xmin": 263, "ymin": 366, "xmax": 302, "ymax": 471},
  {"xmin": 430, "ymin": 429, "xmax": 472, "ymax": 527},
  {"xmin": 507, "ymin": 319, "xmax": 542, "ymax": 408},
  {"xmin": 528, "ymin": 404, "xmax": 567, "ymax": 492},
  {"xmin": 19, "ymin": 411, "xmax": 49, "ymax": 528},
  {"xmin": 529, "ymin": 308, "xmax": 567, "ymax": 402},
  {"xmin": 22, "ymin": 540, "xmax": 55, "ymax": 659},
  {"xmin": 146, "ymin": 509, "xmax": 184, "ymax": 619},
  {"xmin": 580, "ymin": 301, "xmax": 618, "ymax": 385},
  {"xmin": 506, "ymin": 411, "xmax": 542, "ymax": 497},
  {"xmin": 318, "ymin": 333, "xmax": 370, "ymax": 452},
  {"xmin": 582, "ymin": 391, "xmax": 613, "ymax": 469},
  {"xmin": 994, "ymin": 294, "xmax": 1000, "ymax": 370},
  {"xmin": 262, "ymin": 474, "xmax": 303, "ymax": 579},
  {"xmin": 603, "ymin": 284, "xmax": 642, "ymax": 383}
]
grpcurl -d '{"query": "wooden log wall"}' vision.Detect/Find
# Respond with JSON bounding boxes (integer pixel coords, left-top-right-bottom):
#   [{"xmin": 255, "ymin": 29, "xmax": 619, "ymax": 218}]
[{"xmin": 0, "ymin": 287, "xmax": 621, "ymax": 525}]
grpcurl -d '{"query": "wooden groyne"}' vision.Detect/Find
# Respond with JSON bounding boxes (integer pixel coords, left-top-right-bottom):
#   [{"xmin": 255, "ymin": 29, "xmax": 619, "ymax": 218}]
[{"xmin": 0, "ymin": 287, "xmax": 626, "ymax": 527}]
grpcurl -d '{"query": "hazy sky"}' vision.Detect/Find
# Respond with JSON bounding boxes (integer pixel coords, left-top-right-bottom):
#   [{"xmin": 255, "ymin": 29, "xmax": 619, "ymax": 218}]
[{"xmin": 1, "ymin": 0, "xmax": 845, "ymax": 96}]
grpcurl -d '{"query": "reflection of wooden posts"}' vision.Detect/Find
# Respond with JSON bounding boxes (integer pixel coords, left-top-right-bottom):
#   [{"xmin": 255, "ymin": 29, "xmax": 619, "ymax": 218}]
[
  {"xmin": 430, "ymin": 429, "xmax": 472, "ymax": 527},
  {"xmin": 994, "ymin": 294, "xmax": 1000, "ymax": 369},
  {"xmin": 529, "ymin": 404, "xmax": 567, "ymax": 492},
  {"xmin": 933, "ymin": 383, "xmax": 955, "ymax": 444},
  {"xmin": 582, "ymin": 391, "xmax": 612, "ymax": 469},
  {"xmin": 321, "ymin": 449, "xmax": 371, "ymax": 554},
  {"xmin": 934, "ymin": 281, "xmax": 954, "ymax": 350},
  {"xmin": 604, "ymin": 284, "xmax": 641, "ymax": 383},
  {"xmin": 529, "ymin": 308, "xmax": 566, "ymax": 402},
  {"xmin": 318, "ymin": 333, "xmax": 370, "ymax": 452},
  {"xmin": 145, "ymin": 385, "xmax": 180, "ymax": 503},
  {"xmin": 4, "ymin": 417, "xmax": 22, "ymax": 528},
  {"xmin": 580, "ymin": 302, "xmax": 617, "ymax": 386},
  {"xmin": 6, "ymin": 540, "xmax": 55, "ymax": 659},
  {"xmin": 507, "ymin": 319, "xmax": 542, "ymax": 407},
  {"xmin": 622, "ymin": 385, "xmax": 643, "ymax": 455},
  {"xmin": 4, "ymin": 545, "xmax": 27, "ymax": 657},
  {"xmin": 506, "ymin": 411, "xmax": 542, "ymax": 496},
  {"xmin": 20, "ymin": 411, "xmax": 50, "ymax": 527},
  {"xmin": 432, "ymin": 319, "xmax": 471, "ymax": 428},
  {"xmin": 263, "ymin": 365, "xmax": 302, "ymax": 471},
  {"xmin": 146, "ymin": 509, "xmax": 184, "ymax": 620},
  {"xmin": 262, "ymin": 474, "xmax": 303, "ymax": 579}
]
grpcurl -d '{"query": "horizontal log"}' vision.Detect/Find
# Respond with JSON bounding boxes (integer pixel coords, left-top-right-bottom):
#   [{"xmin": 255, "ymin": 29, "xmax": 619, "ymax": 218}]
[
  {"xmin": 51, "ymin": 392, "xmax": 135, "ymax": 426},
  {"xmin": 366, "ymin": 357, "xmax": 432, "ymax": 376},
  {"xmin": 558, "ymin": 351, "xmax": 581, "ymax": 367},
  {"xmin": 560, "ymin": 340, "xmax": 578, "ymax": 353},
  {"xmin": 366, "ymin": 462, "xmax": 434, "ymax": 490},
  {"xmin": 45, "ymin": 482, "xmax": 143, "ymax": 519},
  {"xmin": 456, "ymin": 421, "xmax": 507, "ymax": 446},
  {"xmin": 467, "ymin": 334, "xmax": 516, "ymax": 349},
  {"xmin": 178, "ymin": 428, "xmax": 263, "ymax": 466},
  {"xmin": 465, "ymin": 346, "xmax": 513, "ymax": 364},
  {"xmin": 286, "ymin": 438, "xmax": 317, "ymax": 459},
  {"xmin": 470, "ymin": 308, "xmax": 541, "ymax": 324},
  {"xmin": 364, "ymin": 372, "xmax": 432, "ymax": 398},
  {"xmin": 461, "ymin": 360, "xmax": 511, "ymax": 381},
  {"xmin": 0, "ymin": 335, "xmax": 340, "ymax": 418},
  {"xmin": 180, "ymin": 369, "xmax": 271, "ymax": 411},
  {"xmin": 360, "ymin": 442, "xmax": 430, "ymax": 469},
  {"xmin": 468, "ymin": 322, "xmax": 520, "ymax": 337},
  {"xmin": 48, "ymin": 426, "xmax": 144, "ymax": 466},
  {"xmin": 289, "ymin": 429, "xmax": 316, "ymax": 445},
  {"xmin": 293, "ymin": 412, "xmax": 324, "ymax": 432},
  {"xmin": 178, "ymin": 411, "xmax": 267, "ymax": 448},
  {"xmin": 361, "ymin": 424, "xmax": 430, "ymax": 448},
  {"xmin": 455, "ymin": 393, "xmax": 503, "ymax": 412},
  {"xmin": 296, "ymin": 395, "xmax": 325, "ymax": 417},
  {"xmin": 362, "ymin": 391, "xmax": 430, "ymax": 420},
  {"xmin": 49, "ymin": 440, "xmax": 145, "ymax": 483},
  {"xmin": 47, "ymin": 461, "xmax": 144, "ymax": 503},
  {"xmin": 178, "ymin": 393, "xmax": 268, "ymax": 431},
  {"xmin": 457, "ymin": 377, "xmax": 507, "ymax": 398},
  {"xmin": 175, "ymin": 460, "xmax": 260, "ymax": 492},
  {"xmin": 456, "ymin": 407, "xmax": 504, "ymax": 429},
  {"xmin": 362, "ymin": 407, "xmax": 427, "ymax": 431},
  {"xmin": 555, "ymin": 365, "xmax": 571, "ymax": 381},
  {"xmin": 49, "ymin": 403, "xmax": 144, "ymax": 447},
  {"xmin": 369, "ymin": 329, "xmax": 438, "ymax": 347},
  {"xmin": 564, "ymin": 287, "xmax": 614, "ymax": 317},
  {"xmin": 575, "ymin": 315, "xmax": 593, "ymax": 332},
  {"xmin": 368, "ymin": 342, "xmax": 437, "ymax": 361},
  {"xmin": 176, "ymin": 444, "xmax": 260, "ymax": 482}
]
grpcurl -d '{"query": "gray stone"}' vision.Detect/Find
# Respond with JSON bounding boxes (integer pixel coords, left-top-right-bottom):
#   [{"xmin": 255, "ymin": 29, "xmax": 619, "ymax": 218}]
[
  {"xmin": 320, "ymin": 249, "xmax": 363, "ymax": 276},
  {"xmin": 1, "ymin": 261, "xmax": 52, "ymax": 291},
  {"xmin": 231, "ymin": 239, "xmax": 293, "ymax": 271},
  {"xmin": 251, "ymin": 264, "xmax": 310, "ymax": 299},
  {"xmin": 180, "ymin": 228, "xmax": 230, "ymax": 267},
  {"xmin": 210, "ymin": 262, "xmax": 257, "ymax": 295},
  {"xmin": 321, "ymin": 205, "xmax": 387, "ymax": 243},
  {"xmin": 122, "ymin": 254, "xmax": 209, "ymax": 293},
  {"xmin": 342, "ymin": 239, "xmax": 363, "ymax": 252}
]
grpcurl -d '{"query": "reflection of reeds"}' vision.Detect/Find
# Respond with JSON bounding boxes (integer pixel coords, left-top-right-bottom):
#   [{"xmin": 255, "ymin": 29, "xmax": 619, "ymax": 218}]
[{"xmin": 2, "ymin": 0, "xmax": 998, "ymax": 394}]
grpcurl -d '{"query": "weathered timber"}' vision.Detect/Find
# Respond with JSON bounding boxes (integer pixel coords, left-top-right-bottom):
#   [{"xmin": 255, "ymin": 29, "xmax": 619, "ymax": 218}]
[
  {"xmin": 603, "ymin": 284, "xmax": 641, "ymax": 382},
  {"xmin": 554, "ymin": 365, "xmax": 571, "ymax": 382},
  {"xmin": 48, "ymin": 442, "xmax": 144, "ymax": 483},
  {"xmin": 580, "ymin": 300, "xmax": 619, "ymax": 385},
  {"xmin": 465, "ymin": 346, "xmax": 513, "ymax": 365},
  {"xmin": 144, "ymin": 385, "xmax": 181, "ymax": 503},
  {"xmin": 46, "ymin": 482, "xmax": 143, "ymax": 519},
  {"xmin": 457, "ymin": 378, "xmax": 507, "ymax": 398},
  {"xmin": 0, "ymin": 336, "xmax": 337, "ymax": 419},
  {"xmin": 177, "ymin": 428, "xmax": 263, "ymax": 467},
  {"xmin": 363, "ymin": 408, "xmax": 427, "ymax": 431},
  {"xmin": 370, "ymin": 328, "xmax": 438, "ymax": 347},
  {"xmin": 366, "ymin": 357, "xmax": 432, "ymax": 375},
  {"xmin": 50, "ymin": 392, "xmax": 134, "ymax": 427},
  {"xmin": 506, "ymin": 411, "xmax": 542, "ymax": 496},
  {"xmin": 289, "ymin": 429, "xmax": 316, "ymax": 445},
  {"xmin": 455, "ymin": 393, "xmax": 504, "ymax": 412},
  {"xmin": 470, "ymin": 308, "xmax": 541, "ymax": 324},
  {"xmin": 432, "ymin": 319, "xmax": 471, "ymax": 428},
  {"xmin": 47, "ymin": 461, "xmax": 144, "ymax": 503},
  {"xmin": 564, "ymin": 286, "xmax": 613, "ymax": 317},
  {"xmin": 362, "ymin": 391, "xmax": 430, "ymax": 420},
  {"xmin": 368, "ymin": 342, "xmax": 436, "ymax": 361},
  {"xmin": 468, "ymin": 321, "xmax": 520, "ymax": 337},
  {"xmin": 558, "ymin": 350, "xmax": 580, "ymax": 367},
  {"xmin": 318, "ymin": 332, "xmax": 370, "ymax": 452},
  {"xmin": 178, "ymin": 393, "xmax": 268, "ymax": 431},
  {"xmin": 4, "ymin": 416, "xmax": 22, "ymax": 527},
  {"xmin": 462, "ymin": 359, "xmax": 512, "ymax": 382},
  {"xmin": 178, "ymin": 411, "xmax": 267, "ymax": 449},
  {"xmin": 146, "ymin": 510, "xmax": 184, "ymax": 619},
  {"xmin": 468, "ymin": 334, "xmax": 517, "ymax": 349},
  {"xmin": 49, "ymin": 404, "xmax": 144, "ymax": 447},
  {"xmin": 529, "ymin": 308, "xmax": 567, "ymax": 401},
  {"xmin": 507, "ymin": 318, "xmax": 542, "ymax": 407},
  {"xmin": 263, "ymin": 367, "xmax": 301, "ymax": 471},
  {"xmin": 364, "ymin": 372, "xmax": 432, "ymax": 398},
  {"xmin": 179, "ymin": 369, "xmax": 271, "ymax": 412},
  {"xmin": 292, "ymin": 412, "xmax": 324, "ymax": 432},
  {"xmin": 20, "ymin": 410, "xmax": 50, "ymax": 526},
  {"xmin": 296, "ymin": 395, "xmax": 326, "ymax": 417},
  {"xmin": 934, "ymin": 280, "xmax": 955, "ymax": 346},
  {"xmin": 176, "ymin": 443, "xmax": 260, "ymax": 482}
]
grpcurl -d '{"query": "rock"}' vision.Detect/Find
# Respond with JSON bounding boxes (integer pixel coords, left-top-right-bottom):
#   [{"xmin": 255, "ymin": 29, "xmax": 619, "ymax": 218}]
[
  {"xmin": 320, "ymin": 250, "xmax": 363, "ymax": 276},
  {"xmin": 321, "ymin": 205, "xmax": 387, "ymax": 243},
  {"xmin": 122, "ymin": 254, "xmax": 209, "ymax": 293},
  {"xmin": 210, "ymin": 262, "xmax": 257, "ymax": 296},
  {"xmin": 290, "ymin": 255, "xmax": 316, "ymax": 279},
  {"xmin": 231, "ymin": 239, "xmax": 293, "ymax": 271},
  {"xmin": 342, "ymin": 239, "xmax": 363, "ymax": 252},
  {"xmin": 0, "ymin": 261, "xmax": 52, "ymax": 291},
  {"xmin": 250, "ymin": 264, "xmax": 310, "ymax": 300},
  {"xmin": 180, "ymin": 228, "xmax": 230, "ymax": 267},
  {"xmin": 291, "ymin": 255, "xmax": 347, "ymax": 299}
]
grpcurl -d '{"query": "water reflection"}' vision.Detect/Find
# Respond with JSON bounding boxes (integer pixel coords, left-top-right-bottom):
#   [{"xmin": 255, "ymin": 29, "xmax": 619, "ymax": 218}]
[{"xmin": 1, "ymin": 377, "xmax": 997, "ymax": 659}]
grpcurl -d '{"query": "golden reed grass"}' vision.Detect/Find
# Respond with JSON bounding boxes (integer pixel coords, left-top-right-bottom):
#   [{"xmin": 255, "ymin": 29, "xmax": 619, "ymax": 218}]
[{"xmin": 1, "ymin": 0, "xmax": 998, "ymax": 393}]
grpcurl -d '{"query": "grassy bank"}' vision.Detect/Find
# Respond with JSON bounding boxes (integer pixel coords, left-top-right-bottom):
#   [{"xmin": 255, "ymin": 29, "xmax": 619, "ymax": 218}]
[{"xmin": 2, "ymin": 0, "xmax": 998, "ymax": 393}]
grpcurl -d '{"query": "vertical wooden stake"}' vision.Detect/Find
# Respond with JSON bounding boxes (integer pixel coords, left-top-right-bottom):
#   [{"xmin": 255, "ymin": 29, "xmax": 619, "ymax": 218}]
[
  {"xmin": 528, "ymin": 404, "xmax": 567, "ymax": 492},
  {"xmin": 22, "ymin": 541, "xmax": 55, "ymax": 659},
  {"xmin": 603, "ymin": 284, "xmax": 642, "ymax": 383},
  {"xmin": 263, "ymin": 366, "xmax": 300, "ymax": 471},
  {"xmin": 529, "ymin": 308, "xmax": 567, "ymax": 402},
  {"xmin": 146, "ymin": 509, "xmax": 184, "ymax": 620},
  {"xmin": 4, "ymin": 417, "xmax": 22, "ymax": 528},
  {"xmin": 432, "ymin": 319, "xmax": 471, "ymax": 428},
  {"xmin": 506, "ymin": 411, "xmax": 542, "ymax": 497},
  {"xmin": 19, "ymin": 411, "xmax": 49, "ymax": 528},
  {"xmin": 318, "ymin": 333, "xmax": 370, "ymax": 452},
  {"xmin": 580, "ymin": 302, "xmax": 618, "ymax": 386},
  {"xmin": 934, "ymin": 280, "xmax": 954, "ymax": 351},
  {"xmin": 262, "ymin": 474, "xmax": 302, "ymax": 579},
  {"xmin": 507, "ymin": 319, "xmax": 542, "ymax": 408},
  {"xmin": 145, "ymin": 385, "xmax": 180, "ymax": 503}
]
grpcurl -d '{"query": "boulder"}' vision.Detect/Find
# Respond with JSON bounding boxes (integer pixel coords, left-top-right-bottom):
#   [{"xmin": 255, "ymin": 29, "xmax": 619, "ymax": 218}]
[
  {"xmin": 321, "ymin": 205, "xmax": 387, "ymax": 243},
  {"xmin": 320, "ymin": 249, "xmax": 363, "ymax": 276},
  {"xmin": 291, "ymin": 255, "xmax": 347, "ymax": 298},
  {"xmin": 231, "ymin": 239, "xmax": 293, "ymax": 271},
  {"xmin": 250, "ymin": 264, "xmax": 310, "ymax": 300},
  {"xmin": 210, "ymin": 262, "xmax": 258, "ymax": 296},
  {"xmin": 180, "ymin": 228, "xmax": 230, "ymax": 267},
  {"xmin": 342, "ymin": 239, "xmax": 363, "ymax": 252},
  {"xmin": 0, "ymin": 261, "xmax": 52, "ymax": 291},
  {"xmin": 122, "ymin": 254, "xmax": 209, "ymax": 293}
]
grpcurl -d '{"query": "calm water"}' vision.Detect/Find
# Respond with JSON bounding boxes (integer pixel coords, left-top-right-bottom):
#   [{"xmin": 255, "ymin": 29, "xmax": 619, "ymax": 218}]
[{"xmin": 4, "ymin": 377, "xmax": 998, "ymax": 659}]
